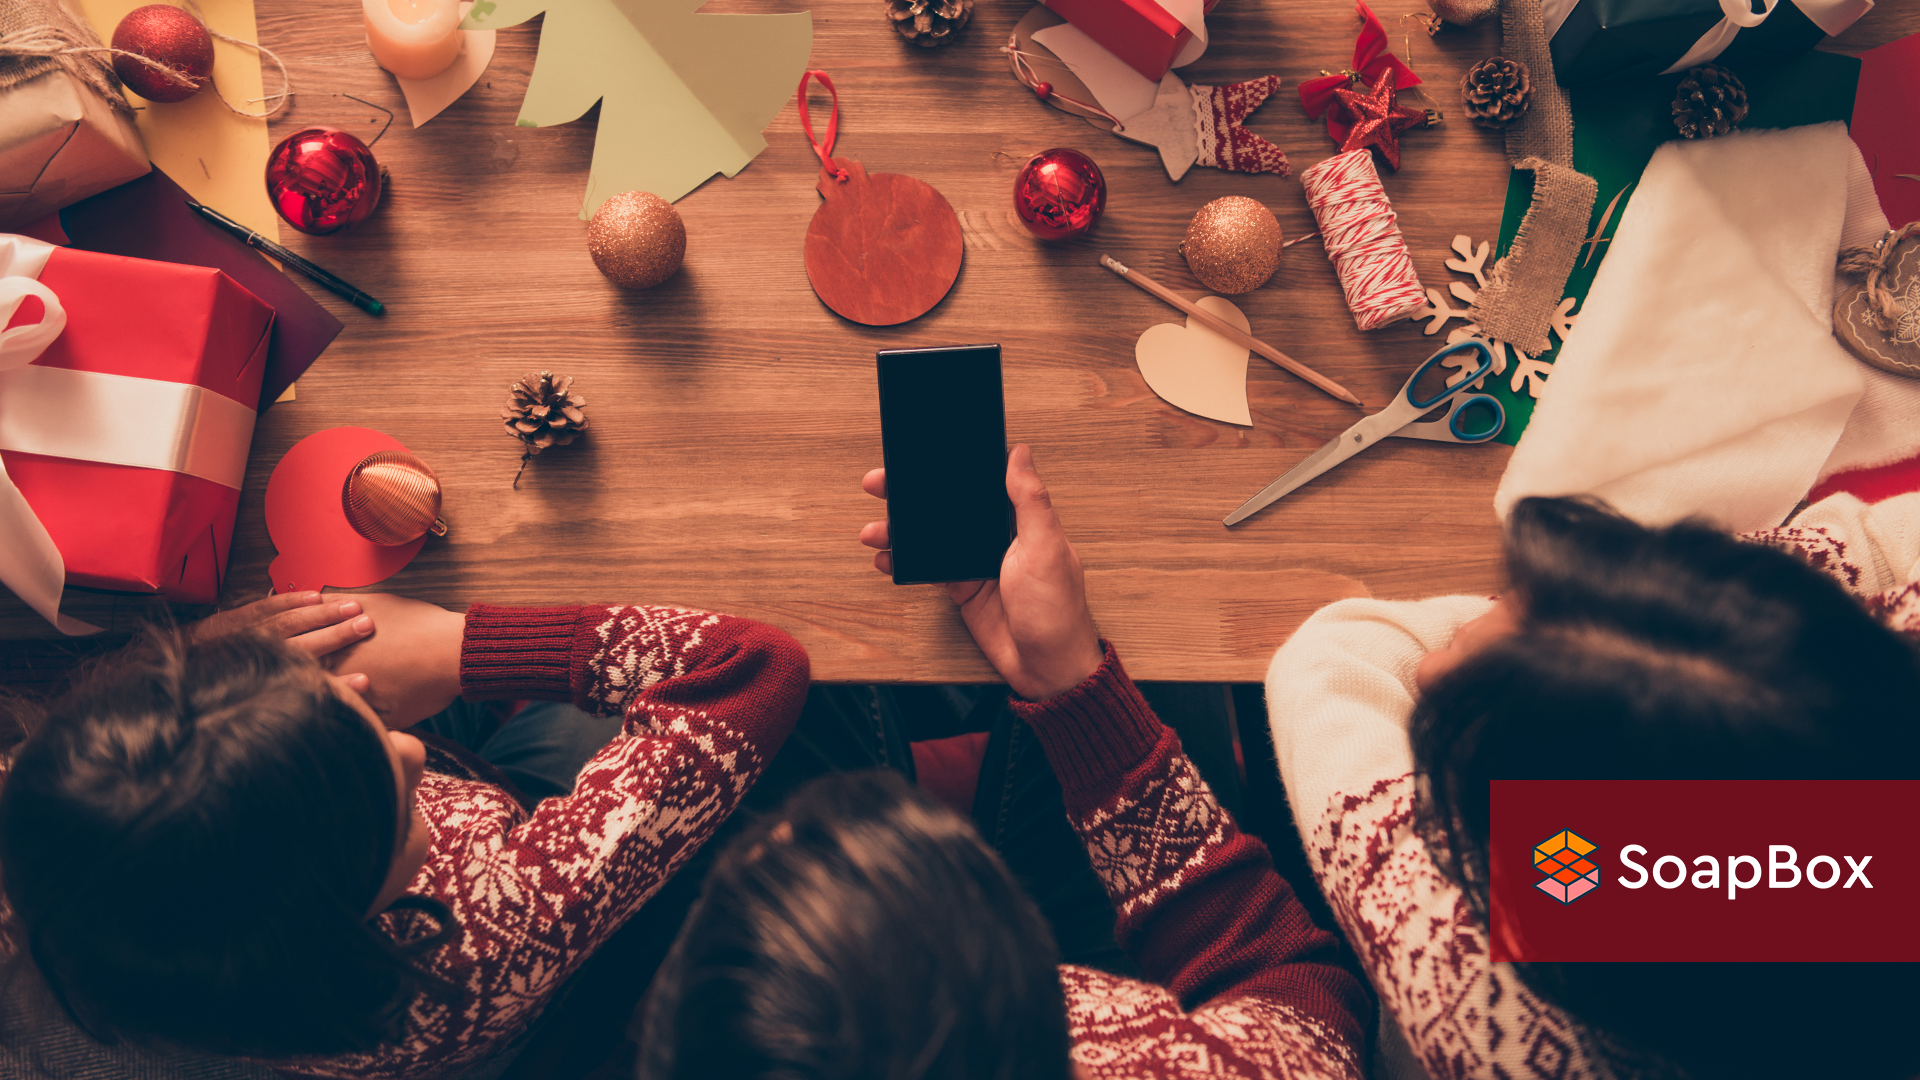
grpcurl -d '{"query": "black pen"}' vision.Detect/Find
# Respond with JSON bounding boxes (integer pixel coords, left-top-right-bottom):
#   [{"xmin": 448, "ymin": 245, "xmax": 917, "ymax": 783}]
[{"xmin": 185, "ymin": 200, "xmax": 386, "ymax": 316}]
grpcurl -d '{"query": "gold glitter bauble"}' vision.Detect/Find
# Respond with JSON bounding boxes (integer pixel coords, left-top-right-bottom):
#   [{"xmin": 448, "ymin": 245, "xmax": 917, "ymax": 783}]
[
  {"xmin": 1180, "ymin": 196, "xmax": 1283, "ymax": 295},
  {"xmin": 588, "ymin": 191, "xmax": 686, "ymax": 289}
]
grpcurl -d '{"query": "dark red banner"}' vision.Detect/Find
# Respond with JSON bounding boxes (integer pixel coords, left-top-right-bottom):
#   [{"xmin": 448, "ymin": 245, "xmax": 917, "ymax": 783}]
[{"xmin": 1489, "ymin": 781, "xmax": 1920, "ymax": 962}]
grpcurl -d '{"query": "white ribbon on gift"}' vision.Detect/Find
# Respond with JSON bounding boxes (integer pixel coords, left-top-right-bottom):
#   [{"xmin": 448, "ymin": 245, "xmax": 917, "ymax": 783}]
[
  {"xmin": 1541, "ymin": 0, "xmax": 1871, "ymax": 74},
  {"xmin": 0, "ymin": 233, "xmax": 259, "ymax": 635}
]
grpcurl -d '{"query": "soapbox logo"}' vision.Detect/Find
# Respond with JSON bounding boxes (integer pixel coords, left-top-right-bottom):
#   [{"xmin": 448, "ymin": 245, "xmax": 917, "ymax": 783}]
[{"xmin": 1533, "ymin": 830, "xmax": 1601, "ymax": 904}]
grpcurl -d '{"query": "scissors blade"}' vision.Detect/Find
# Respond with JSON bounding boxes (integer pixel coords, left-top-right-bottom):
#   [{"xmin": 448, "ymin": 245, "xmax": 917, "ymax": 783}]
[{"xmin": 1224, "ymin": 414, "xmax": 1396, "ymax": 526}]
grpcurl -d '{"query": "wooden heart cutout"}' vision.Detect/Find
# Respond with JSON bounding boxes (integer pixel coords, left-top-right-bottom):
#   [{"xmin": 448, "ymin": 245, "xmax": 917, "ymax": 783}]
[
  {"xmin": 805, "ymin": 158, "xmax": 964, "ymax": 326},
  {"xmin": 1134, "ymin": 295, "xmax": 1253, "ymax": 426}
]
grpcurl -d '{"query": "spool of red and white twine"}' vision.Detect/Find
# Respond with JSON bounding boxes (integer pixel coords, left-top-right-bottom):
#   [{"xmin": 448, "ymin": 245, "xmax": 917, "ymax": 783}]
[{"xmin": 1300, "ymin": 149, "xmax": 1427, "ymax": 331}]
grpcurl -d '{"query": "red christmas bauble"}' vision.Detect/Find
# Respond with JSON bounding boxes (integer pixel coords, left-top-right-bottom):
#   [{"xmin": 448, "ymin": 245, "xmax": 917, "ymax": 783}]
[
  {"xmin": 111, "ymin": 4, "xmax": 214, "ymax": 103},
  {"xmin": 1013, "ymin": 148, "xmax": 1106, "ymax": 242},
  {"xmin": 266, "ymin": 128, "xmax": 383, "ymax": 235}
]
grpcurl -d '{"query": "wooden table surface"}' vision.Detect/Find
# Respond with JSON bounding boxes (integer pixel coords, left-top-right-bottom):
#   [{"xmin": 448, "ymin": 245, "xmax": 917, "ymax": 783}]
[{"xmin": 5, "ymin": 0, "xmax": 1914, "ymax": 682}]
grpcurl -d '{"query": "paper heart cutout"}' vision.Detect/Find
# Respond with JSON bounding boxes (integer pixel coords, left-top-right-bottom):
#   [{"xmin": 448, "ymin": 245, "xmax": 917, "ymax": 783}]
[{"xmin": 1134, "ymin": 295, "xmax": 1253, "ymax": 426}]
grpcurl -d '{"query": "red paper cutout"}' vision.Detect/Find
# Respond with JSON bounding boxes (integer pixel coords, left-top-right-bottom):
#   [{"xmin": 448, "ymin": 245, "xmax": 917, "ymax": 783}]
[
  {"xmin": 1851, "ymin": 33, "xmax": 1920, "ymax": 229},
  {"xmin": 266, "ymin": 427, "xmax": 428, "ymax": 593},
  {"xmin": 1298, "ymin": 0, "xmax": 1422, "ymax": 146}
]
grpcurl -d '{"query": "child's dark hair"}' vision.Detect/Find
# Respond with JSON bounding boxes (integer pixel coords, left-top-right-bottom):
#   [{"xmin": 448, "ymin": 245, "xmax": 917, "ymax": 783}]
[
  {"xmin": 637, "ymin": 770, "xmax": 1071, "ymax": 1080},
  {"xmin": 1411, "ymin": 495, "xmax": 1920, "ymax": 1080},
  {"xmin": 0, "ymin": 627, "xmax": 453, "ymax": 1057}
]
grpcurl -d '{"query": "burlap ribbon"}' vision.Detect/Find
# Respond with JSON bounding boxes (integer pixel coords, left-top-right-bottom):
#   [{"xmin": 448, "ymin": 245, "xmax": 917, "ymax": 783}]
[
  {"xmin": 0, "ymin": 0, "xmax": 133, "ymax": 116},
  {"xmin": 1467, "ymin": 0, "xmax": 1597, "ymax": 356}
]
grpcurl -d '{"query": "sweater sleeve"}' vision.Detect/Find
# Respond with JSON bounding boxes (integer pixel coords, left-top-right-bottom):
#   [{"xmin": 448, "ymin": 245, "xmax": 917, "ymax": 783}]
[
  {"xmin": 1263, "ymin": 595, "xmax": 1492, "ymax": 840},
  {"xmin": 1010, "ymin": 644, "xmax": 1371, "ymax": 1067},
  {"xmin": 1745, "ymin": 490, "xmax": 1920, "ymax": 595},
  {"xmin": 1263, "ymin": 598, "xmax": 1609, "ymax": 1080},
  {"xmin": 353, "ymin": 605, "xmax": 811, "ymax": 1078}
]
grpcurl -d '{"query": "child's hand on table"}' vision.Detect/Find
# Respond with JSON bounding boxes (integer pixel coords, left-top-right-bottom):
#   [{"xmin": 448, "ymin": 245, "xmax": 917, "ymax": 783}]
[
  {"xmin": 192, "ymin": 591, "xmax": 372, "ymax": 653},
  {"xmin": 192, "ymin": 592, "xmax": 376, "ymax": 693},
  {"xmin": 315, "ymin": 593, "xmax": 466, "ymax": 728},
  {"xmin": 860, "ymin": 443, "xmax": 1103, "ymax": 701}
]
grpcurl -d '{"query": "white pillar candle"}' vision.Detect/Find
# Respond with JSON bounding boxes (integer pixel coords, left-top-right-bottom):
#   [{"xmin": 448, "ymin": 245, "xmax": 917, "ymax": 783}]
[{"xmin": 364, "ymin": 0, "xmax": 463, "ymax": 81}]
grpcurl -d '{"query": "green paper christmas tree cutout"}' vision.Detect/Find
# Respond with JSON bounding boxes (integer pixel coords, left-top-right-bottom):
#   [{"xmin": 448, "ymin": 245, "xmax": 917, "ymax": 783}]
[{"xmin": 462, "ymin": 0, "xmax": 812, "ymax": 218}]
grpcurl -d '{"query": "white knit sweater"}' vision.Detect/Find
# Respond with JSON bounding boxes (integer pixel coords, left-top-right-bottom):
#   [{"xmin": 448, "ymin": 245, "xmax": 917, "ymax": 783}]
[{"xmin": 1263, "ymin": 492, "xmax": 1920, "ymax": 1080}]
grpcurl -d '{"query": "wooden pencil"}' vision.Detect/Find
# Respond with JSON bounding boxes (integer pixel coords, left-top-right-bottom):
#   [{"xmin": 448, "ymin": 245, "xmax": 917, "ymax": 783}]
[{"xmin": 1099, "ymin": 254, "xmax": 1365, "ymax": 408}]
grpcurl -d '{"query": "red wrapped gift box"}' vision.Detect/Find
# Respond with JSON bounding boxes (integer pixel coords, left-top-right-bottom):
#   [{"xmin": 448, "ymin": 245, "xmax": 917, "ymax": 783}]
[
  {"xmin": 1043, "ymin": 0, "xmax": 1220, "ymax": 82},
  {"xmin": 0, "ymin": 246, "xmax": 271, "ymax": 603}
]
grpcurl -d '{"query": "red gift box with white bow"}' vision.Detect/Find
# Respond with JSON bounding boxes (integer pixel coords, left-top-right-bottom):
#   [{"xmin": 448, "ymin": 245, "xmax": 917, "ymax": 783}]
[{"xmin": 0, "ymin": 235, "xmax": 270, "ymax": 632}]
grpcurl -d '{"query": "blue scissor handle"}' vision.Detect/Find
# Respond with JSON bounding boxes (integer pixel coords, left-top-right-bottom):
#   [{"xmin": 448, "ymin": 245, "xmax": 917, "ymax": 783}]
[
  {"xmin": 1445, "ymin": 393, "xmax": 1505, "ymax": 442},
  {"xmin": 1404, "ymin": 338, "xmax": 1495, "ymax": 410},
  {"xmin": 1394, "ymin": 393, "xmax": 1506, "ymax": 442}
]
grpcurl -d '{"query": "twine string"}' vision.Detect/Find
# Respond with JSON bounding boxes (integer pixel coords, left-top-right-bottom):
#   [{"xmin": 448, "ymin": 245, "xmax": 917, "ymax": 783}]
[
  {"xmin": 1002, "ymin": 34, "xmax": 1122, "ymax": 127},
  {"xmin": 1302, "ymin": 149, "xmax": 1425, "ymax": 331},
  {"xmin": 0, "ymin": 0, "xmax": 291, "ymax": 119},
  {"xmin": 1838, "ymin": 222, "xmax": 1917, "ymax": 332}
]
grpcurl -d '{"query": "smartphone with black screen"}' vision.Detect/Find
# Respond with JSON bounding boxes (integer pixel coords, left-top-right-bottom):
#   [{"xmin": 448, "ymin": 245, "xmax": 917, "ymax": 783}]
[{"xmin": 877, "ymin": 344, "xmax": 1012, "ymax": 585}]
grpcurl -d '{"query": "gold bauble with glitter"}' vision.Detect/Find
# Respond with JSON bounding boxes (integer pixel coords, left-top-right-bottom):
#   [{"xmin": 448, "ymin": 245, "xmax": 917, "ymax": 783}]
[
  {"xmin": 1180, "ymin": 196, "xmax": 1282, "ymax": 295},
  {"xmin": 588, "ymin": 191, "xmax": 686, "ymax": 289}
]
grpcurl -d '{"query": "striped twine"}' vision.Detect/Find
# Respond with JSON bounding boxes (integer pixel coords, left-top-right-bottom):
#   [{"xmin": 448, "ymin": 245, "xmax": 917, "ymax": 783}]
[{"xmin": 1300, "ymin": 149, "xmax": 1427, "ymax": 331}]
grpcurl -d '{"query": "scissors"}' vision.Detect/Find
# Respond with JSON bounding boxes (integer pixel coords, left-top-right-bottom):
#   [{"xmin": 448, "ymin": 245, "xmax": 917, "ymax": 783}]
[{"xmin": 1224, "ymin": 338, "xmax": 1505, "ymax": 527}]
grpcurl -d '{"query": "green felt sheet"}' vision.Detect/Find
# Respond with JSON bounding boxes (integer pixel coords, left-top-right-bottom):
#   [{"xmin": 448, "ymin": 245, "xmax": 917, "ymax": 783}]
[{"xmin": 1483, "ymin": 50, "xmax": 1861, "ymax": 445}]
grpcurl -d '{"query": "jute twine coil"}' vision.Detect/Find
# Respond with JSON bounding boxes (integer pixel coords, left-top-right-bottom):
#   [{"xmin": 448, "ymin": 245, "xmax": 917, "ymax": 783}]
[{"xmin": 0, "ymin": 0, "xmax": 290, "ymax": 119}]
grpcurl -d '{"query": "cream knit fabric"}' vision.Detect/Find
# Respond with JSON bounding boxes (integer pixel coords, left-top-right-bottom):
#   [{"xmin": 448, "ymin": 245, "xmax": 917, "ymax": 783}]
[{"xmin": 1265, "ymin": 491, "xmax": 1920, "ymax": 1080}]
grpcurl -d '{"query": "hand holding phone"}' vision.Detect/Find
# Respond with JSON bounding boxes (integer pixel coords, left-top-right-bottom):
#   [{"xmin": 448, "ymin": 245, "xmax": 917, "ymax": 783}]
[{"xmin": 860, "ymin": 445, "xmax": 1103, "ymax": 701}]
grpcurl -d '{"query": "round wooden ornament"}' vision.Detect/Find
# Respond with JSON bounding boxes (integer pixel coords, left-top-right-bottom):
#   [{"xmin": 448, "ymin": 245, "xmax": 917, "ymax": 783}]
[
  {"xmin": 1835, "ymin": 224, "xmax": 1920, "ymax": 379},
  {"xmin": 798, "ymin": 71, "xmax": 963, "ymax": 326}
]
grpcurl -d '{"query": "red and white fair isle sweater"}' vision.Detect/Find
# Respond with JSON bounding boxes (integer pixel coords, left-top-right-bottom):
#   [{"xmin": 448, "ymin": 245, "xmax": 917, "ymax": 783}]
[
  {"xmin": 1262, "ymin": 491, "xmax": 1920, "ymax": 1080},
  {"xmin": 1018, "ymin": 644, "xmax": 1370, "ymax": 1080},
  {"xmin": 276, "ymin": 606, "xmax": 1371, "ymax": 1079},
  {"xmin": 278, "ymin": 604, "xmax": 812, "ymax": 1078}
]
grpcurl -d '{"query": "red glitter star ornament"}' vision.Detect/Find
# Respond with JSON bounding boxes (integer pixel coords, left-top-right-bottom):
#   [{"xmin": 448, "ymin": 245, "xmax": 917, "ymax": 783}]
[{"xmin": 1332, "ymin": 69, "xmax": 1429, "ymax": 171}]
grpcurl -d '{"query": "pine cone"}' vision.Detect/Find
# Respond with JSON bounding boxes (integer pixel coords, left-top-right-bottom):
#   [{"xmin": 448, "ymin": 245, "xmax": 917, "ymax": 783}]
[
  {"xmin": 1460, "ymin": 57, "xmax": 1531, "ymax": 129},
  {"xmin": 1672, "ymin": 64, "xmax": 1748, "ymax": 139},
  {"xmin": 502, "ymin": 371, "xmax": 587, "ymax": 453},
  {"xmin": 884, "ymin": 0, "xmax": 971, "ymax": 47}
]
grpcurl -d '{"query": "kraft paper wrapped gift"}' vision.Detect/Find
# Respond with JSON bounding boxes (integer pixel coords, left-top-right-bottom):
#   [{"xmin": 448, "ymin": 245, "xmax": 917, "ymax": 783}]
[
  {"xmin": 0, "ymin": 0, "xmax": 150, "ymax": 230},
  {"xmin": 0, "ymin": 235, "xmax": 271, "ymax": 632}
]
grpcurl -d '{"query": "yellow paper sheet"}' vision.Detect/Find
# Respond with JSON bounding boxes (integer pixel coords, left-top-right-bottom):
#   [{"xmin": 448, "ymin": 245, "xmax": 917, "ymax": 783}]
[
  {"xmin": 463, "ymin": 0, "xmax": 810, "ymax": 218},
  {"xmin": 77, "ymin": 0, "xmax": 279, "ymax": 240}
]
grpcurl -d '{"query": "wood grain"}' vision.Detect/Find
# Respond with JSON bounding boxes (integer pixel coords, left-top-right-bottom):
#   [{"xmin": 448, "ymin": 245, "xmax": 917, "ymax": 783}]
[{"xmin": 4, "ymin": 0, "xmax": 1916, "ymax": 683}]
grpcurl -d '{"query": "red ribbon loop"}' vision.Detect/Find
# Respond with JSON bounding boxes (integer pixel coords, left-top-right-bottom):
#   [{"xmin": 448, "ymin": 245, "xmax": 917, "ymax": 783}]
[{"xmin": 797, "ymin": 70, "xmax": 849, "ymax": 182}]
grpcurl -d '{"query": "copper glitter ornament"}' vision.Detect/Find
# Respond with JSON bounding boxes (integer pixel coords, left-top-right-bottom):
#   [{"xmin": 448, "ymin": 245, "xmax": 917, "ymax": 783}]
[
  {"xmin": 588, "ymin": 191, "xmax": 686, "ymax": 289},
  {"xmin": 342, "ymin": 451, "xmax": 448, "ymax": 546},
  {"xmin": 111, "ymin": 4, "xmax": 214, "ymax": 103},
  {"xmin": 1180, "ymin": 197, "xmax": 1283, "ymax": 295}
]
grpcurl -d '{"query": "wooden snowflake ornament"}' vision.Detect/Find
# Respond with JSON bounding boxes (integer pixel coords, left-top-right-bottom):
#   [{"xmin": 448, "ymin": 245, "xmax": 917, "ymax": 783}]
[{"xmin": 1413, "ymin": 233, "xmax": 1577, "ymax": 398}]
